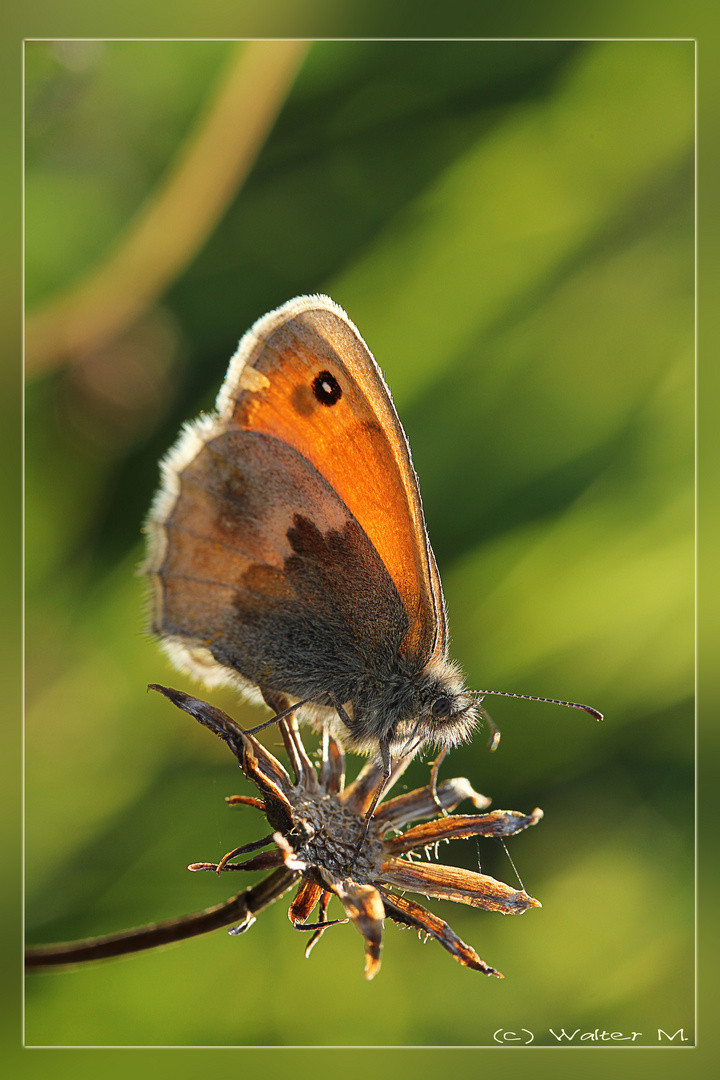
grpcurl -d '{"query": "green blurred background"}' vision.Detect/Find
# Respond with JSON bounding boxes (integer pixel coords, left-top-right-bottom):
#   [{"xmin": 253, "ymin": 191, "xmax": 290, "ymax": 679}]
[{"xmin": 24, "ymin": 39, "xmax": 694, "ymax": 1047}]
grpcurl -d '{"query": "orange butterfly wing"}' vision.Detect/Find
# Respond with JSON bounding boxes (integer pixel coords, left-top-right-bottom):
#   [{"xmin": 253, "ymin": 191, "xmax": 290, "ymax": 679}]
[{"xmin": 214, "ymin": 295, "xmax": 445, "ymax": 665}]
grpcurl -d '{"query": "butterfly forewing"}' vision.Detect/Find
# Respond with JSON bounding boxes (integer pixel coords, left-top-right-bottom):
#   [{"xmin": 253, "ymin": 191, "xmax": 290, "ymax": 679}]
[
  {"xmin": 217, "ymin": 297, "xmax": 444, "ymax": 664},
  {"xmin": 145, "ymin": 296, "xmax": 447, "ymax": 707}
]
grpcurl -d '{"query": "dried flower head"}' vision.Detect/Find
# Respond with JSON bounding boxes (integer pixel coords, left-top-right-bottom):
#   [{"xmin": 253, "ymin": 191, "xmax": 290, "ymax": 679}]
[{"xmin": 152, "ymin": 684, "xmax": 542, "ymax": 980}]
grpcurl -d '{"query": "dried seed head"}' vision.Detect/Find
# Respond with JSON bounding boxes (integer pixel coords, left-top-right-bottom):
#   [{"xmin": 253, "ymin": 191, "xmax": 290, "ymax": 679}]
[
  {"xmin": 153, "ymin": 685, "xmax": 542, "ymax": 980},
  {"xmin": 291, "ymin": 795, "xmax": 385, "ymax": 880}
]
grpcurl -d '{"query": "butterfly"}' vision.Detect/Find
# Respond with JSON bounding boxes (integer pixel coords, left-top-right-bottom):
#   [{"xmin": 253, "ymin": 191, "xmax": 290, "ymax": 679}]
[{"xmin": 144, "ymin": 295, "xmax": 601, "ymax": 821}]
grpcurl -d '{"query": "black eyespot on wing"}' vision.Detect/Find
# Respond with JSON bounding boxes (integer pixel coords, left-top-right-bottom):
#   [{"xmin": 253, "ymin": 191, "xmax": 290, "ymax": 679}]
[
  {"xmin": 312, "ymin": 370, "xmax": 342, "ymax": 406},
  {"xmin": 431, "ymin": 695, "xmax": 453, "ymax": 719}
]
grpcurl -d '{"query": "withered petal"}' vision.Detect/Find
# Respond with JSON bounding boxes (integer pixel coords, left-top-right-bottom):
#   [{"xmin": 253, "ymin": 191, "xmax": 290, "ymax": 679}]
[
  {"xmin": 220, "ymin": 850, "xmax": 286, "ymax": 872},
  {"xmin": 188, "ymin": 850, "xmax": 285, "ymax": 873},
  {"xmin": 374, "ymin": 778, "xmax": 492, "ymax": 832},
  {"xmin": 216, "ymin": 833, "xmax": 276, "ymax": 872},
  {"xmin": 337, "ymin": 761, "xmax": 386, "ymax": 814},
  {"xmin": 380, "ymin": 857, "xmax": 542, "ymax": 913},
  {"xmin": 152, "ymin": 686, "xmax": 298, "ymax": 815},
  {"xmin": 339, "ymin": 754, "xmax": 413, "ymax": 814},
  {"xmin": 305, "ymin": 891, "xmax": 335, "ymax": 958},
  {"xmin": 378, "ymin": 887, "xmax": 502, "ymax": 978},
  {"xmin": 241, "ymin": 739, "xmax": 295, "ymax": 816},
  {"xmin": 278, "ymin": 716, "xmax": 320, "ymax": 792},
  {"xmin": 149, "ymin": 685, "xmax": 247, "ymax": 758},
  {"xmin": 225, "ymin": 795, "xmax": 266, "ymax": 810},
  {"xmin": 318, "ymin": 732, "xmax": 345, "ymax": 794},
  {"xmin": 384, "ymin": 808, "xmax": 543, "ymax": 854},
  {"xmin": 273, "ymin": 831, "xmax": 308, "ymax": 872},
  {"xmin": 322, "ymin": 875, "xmax": 385, "ymax": 980},
  {"xmin": 288, "ymin": 880, "xmax": 323, "ymax": 925}
]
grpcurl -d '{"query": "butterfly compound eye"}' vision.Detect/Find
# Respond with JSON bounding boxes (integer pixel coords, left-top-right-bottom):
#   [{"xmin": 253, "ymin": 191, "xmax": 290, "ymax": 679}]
[
  {"xmin": 312, "ymin": 370, "xmax": 343, "ymax": 406},
  {"xmin": 431, "ymin": 695, "xmax": 453, "ymax": 719}
]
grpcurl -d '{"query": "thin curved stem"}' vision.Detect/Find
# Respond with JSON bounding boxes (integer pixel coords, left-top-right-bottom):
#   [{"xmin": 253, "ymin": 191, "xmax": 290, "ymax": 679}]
[
  {"xmin": 25, "ymin": 867, "xmax": 298, "ymax": 970},
  {"xmin": 25, "ymin": 40, "xmax": 309, "ymax": 373}
]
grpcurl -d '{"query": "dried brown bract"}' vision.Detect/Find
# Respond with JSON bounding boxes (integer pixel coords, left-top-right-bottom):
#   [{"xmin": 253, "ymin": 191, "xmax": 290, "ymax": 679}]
[{"xmin": 153, "ymin": 685, "xmax": 542, "ymax": 980}]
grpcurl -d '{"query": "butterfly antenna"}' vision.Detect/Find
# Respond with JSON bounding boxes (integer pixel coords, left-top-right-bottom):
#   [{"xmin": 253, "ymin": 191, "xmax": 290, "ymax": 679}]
[{"xmin": 473, "ymin": 689, "xmax": 603, "ymax": 723}]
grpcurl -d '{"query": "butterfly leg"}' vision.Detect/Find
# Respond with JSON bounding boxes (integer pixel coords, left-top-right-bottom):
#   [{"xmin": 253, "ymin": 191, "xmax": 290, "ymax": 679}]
[
  {"xmin": 429, "ymin": 748, "xmax": 450, "ymax": 816},
  {"xmin": 328, "ymin": 689, "xmax": 353, "ymax": 732},
  {"xmin": 344, "ymin": 738, "xmax": 392, "ymax": 872},
  {"xmin": 243, "ymin": 696, "xmax": 311, "ymax": 736},
  {"xmin": 326, "ymin": 692, "xmax": 391, "ymax": 868},
  {"xmin": 363, "ymin": 738, "xmax": 392, "ymax": 824}
]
